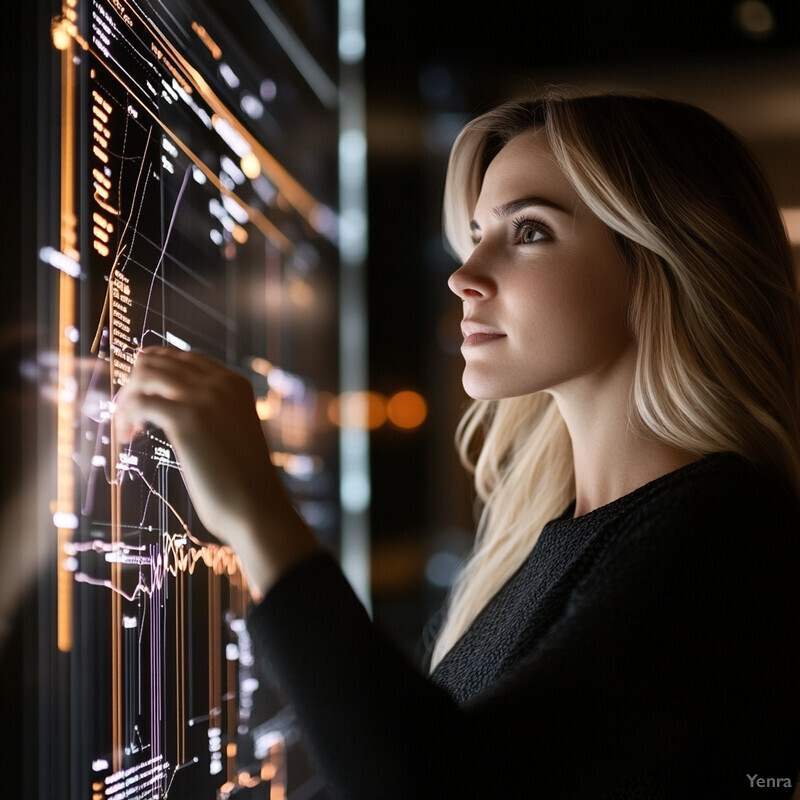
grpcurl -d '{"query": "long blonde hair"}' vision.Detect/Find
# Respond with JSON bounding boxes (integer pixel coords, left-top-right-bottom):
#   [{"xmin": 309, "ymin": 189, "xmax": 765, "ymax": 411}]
[{"xmin": 430, "ymin": 91, "xmax": 800, "ymax": 669}]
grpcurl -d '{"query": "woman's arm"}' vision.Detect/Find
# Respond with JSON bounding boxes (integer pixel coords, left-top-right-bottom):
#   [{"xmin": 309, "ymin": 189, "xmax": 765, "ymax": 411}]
[{"xmin": 249, "ymin": 472, "xmax": 800, "ymax": 799}]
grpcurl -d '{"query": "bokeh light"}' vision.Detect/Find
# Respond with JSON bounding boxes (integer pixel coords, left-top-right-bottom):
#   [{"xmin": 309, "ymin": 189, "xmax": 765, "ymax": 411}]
[
  {"xmin": 386, "ymin": 390, "xmax": 427, "ymax": 430},
  {"xmin": 328, "ymin": 391, "xmax": 386, "ymax": 430}
]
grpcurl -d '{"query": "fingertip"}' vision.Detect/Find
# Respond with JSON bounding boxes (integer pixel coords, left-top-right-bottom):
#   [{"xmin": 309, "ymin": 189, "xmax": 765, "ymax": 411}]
[
  {"xmin": 110, "ymin": 394, "xmax": 135, "ymax": 441},
  {"xmin": 111, "ymin": 409, "xmax": 132, "ymax": 443},
  {"xmin": 113, "ymin": 415, "xmax": 147, "ymax": 447},
  {"xmin": 137, "ymin": 345, "xmax": 165, "ymax": 357}
]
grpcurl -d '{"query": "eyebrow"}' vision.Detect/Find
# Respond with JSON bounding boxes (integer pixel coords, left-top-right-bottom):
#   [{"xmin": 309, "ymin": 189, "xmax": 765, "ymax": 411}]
[{"xmin": 469, "ymin": 196, "xmax": 570, "ymax": 232}]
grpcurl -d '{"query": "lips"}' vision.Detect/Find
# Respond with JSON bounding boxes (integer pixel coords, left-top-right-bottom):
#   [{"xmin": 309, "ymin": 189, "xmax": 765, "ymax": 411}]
[{"xmin": 461, "ymin": 320, "xmax": 506, "ymax": 347}]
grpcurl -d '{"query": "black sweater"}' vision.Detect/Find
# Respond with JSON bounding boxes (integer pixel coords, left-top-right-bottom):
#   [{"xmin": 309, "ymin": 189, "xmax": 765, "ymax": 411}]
[{"xmin": 248, "ymin": 454, "xmax": 800, "ymax": 798}]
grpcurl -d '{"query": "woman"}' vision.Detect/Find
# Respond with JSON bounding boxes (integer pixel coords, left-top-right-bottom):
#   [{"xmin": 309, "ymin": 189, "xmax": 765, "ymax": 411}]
[{"xmin": 115, "ymin": 92, "xmax": 800, "ymax": 798}]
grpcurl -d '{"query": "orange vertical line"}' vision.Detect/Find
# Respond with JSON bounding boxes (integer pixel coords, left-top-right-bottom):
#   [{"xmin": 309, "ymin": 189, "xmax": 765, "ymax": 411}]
[
  {"xmin": 105, "ymin": 148, "xmax": 124, "ymax": 778},
  {"xmin": 215, "ymin": 575, "xmax": 222, "ymax": 726},
  {"xmin": 176, "ymin": 568, "xmax": 180, "ymax": 765},
  {"xmin": 227, "ymin": 657, "xmax": 236, "ymax": 783},
  {"xmin": 110, "ymin": 415, "xmax": 122, "ymax": 771},
  {"xmin": 108, "ymin": 186, "xmax": 123, "ymax": 771},
  {"xmin": 56, "ymin": 9, "xmax": 78, "ymax": 656},
  {"xmin": 179, "ymin": 568, "xmax": 185, "ymax": 764},
  {"xmin": 208, "ymin": 568, "xmax": 215, "ymax": 728},
  {"xmin": 55, "ymin": 274, "xmax": 76, "ymax": 655}
]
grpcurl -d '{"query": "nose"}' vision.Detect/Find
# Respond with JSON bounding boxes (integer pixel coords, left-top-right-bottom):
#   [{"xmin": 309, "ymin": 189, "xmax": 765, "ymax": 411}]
[{"xmin": 447, "ymin": 253, "xmax": 496, "ymax": 300}]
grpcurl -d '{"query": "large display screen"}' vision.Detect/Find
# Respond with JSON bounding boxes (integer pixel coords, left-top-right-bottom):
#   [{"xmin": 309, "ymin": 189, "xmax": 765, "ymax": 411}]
[{"xmin": 11, "ymin": 0, "xmax": 342, "ymax": 797}]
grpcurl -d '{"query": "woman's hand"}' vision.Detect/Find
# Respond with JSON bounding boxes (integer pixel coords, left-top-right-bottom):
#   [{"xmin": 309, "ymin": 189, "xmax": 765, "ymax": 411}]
[{"xmin": 113, "ymin": 347, "xmax": 320, "ymax": 597}]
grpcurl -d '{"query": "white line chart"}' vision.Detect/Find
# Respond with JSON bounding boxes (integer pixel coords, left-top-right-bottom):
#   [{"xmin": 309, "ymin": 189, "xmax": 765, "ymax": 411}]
[{"xmin": 69, "ymin": 459, "xmax": 245, "ymax": 605}]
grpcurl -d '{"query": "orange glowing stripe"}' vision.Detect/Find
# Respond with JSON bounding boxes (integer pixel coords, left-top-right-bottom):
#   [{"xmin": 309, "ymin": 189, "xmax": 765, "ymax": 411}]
[
  {"xmin": 92, "ymin": 168, "xmax": 111, "ymax": 189},
  {"xmin": 266, "ymin": 739, "xmax": 287, "ymax": 800},
  {"xmin": 177, "ymin": 567, "xmax": 184, "ymax": 763},
  {"xmin": 110, "ymin": 476, "xmax": 119, "ymax": 769},
  {"xmin": 191, "ymin": 21, "xmax": 222, "ymax": 60},
  {"xmin": 227, "ymin": 657, "xmax": 237, "ymax": 781},
  {"xmin": 56, "ymin": 274, "xmax": 75, "ymax": 654},
  {"xmin": 110, "ymin": 425, "xmax": 123, "ymax": 772},
  {"xmin": 56, "ymin": 13, "xmax": 77, "ymax": 655},
  {"xmin": 92, "ymin": 118, "xmax": 111, "ymax": 138},
  {"xmin": 93, "ymin": 211, "xmax": 113, "ymax": 229},
  {"xmin": 209, "ymin": 570, "xmax": 218, "ymax": 731},
  {"xmin": 232, "ymin": 224, "xmax": 248, "ymax": 244},
  {"xmin": 213, "ymin": 573, "xmax": 222, "ymax": 749},
  {"xmin": 91, "ymin": 90, "xmax": 111, "ymax": 114},
  {"xmin": 108, "ymin": 233, "xmax": 123, "ymax": 769},
  {"xmin": 181, "ymin": 570, "xmax": 186, "ymax": 763},
  {"xmin": 208, "ymin": 568, "xmax": 213, "ymax": 731},
  {"xmin": 94, "ymin": 194, "xmax": 120, "ymax": 216}
]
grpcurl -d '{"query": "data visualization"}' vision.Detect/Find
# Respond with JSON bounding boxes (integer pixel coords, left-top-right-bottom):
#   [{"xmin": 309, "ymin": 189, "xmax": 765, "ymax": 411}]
[{"xmin": 34, "ymin": 0, "xmax": 341, "ymax": 796}]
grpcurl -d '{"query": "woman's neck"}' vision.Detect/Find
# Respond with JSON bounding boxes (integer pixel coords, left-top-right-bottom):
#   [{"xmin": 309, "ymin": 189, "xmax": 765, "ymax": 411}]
[{"xmin": 548, "ymin": 351, "xmax": 700, "ymax": 518}]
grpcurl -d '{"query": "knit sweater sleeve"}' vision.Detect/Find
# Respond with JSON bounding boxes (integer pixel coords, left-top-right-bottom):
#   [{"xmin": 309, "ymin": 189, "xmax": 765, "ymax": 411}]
[{"xmin": 247, "ymin": 465, "xmax": 800, "ymax": 799}]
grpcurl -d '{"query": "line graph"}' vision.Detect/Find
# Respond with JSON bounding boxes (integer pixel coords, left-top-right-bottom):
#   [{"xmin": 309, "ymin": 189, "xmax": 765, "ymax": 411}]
[
  {"xmin": 139, "ymin": 164, "xmax": 192, "ymax": 345},
  {"xmin": 69, "ymin": 465, "xmax": 246, "ymax": 604}
]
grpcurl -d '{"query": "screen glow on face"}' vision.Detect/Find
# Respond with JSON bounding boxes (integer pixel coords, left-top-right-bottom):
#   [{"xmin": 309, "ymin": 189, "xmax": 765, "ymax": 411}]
[{"xmin": 449, "ymin": 129, "xmax": 634, "ymax": 403}]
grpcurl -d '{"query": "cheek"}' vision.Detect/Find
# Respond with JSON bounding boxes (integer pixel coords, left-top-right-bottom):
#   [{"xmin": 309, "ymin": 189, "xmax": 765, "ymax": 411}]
[
  {"xmin": 577, "ymin": 264, "xmax": 632, "ymax": 351},
  {"xmin": 518, "ymin": 257, "xmax": 630, "ymax": 353},
  {"xmin": 514, "ymin": 268, "xmax": 587, "ymax": 338}
]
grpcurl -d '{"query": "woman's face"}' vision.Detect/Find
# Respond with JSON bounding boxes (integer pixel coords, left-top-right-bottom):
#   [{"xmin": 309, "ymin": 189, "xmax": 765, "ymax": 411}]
[{"xmin": 448, "ymin": 129, "xmax": 635, "ymax": 401}]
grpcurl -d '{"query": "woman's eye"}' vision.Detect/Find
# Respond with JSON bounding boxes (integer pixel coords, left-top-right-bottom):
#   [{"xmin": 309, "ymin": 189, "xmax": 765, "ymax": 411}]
[
  {"xmin": 513, "ymin": 218, "xmax": 549, "ymax": 244},
  {"xmin": 521, "ymin": 226, "xmax": 545, "ymax": 243}
]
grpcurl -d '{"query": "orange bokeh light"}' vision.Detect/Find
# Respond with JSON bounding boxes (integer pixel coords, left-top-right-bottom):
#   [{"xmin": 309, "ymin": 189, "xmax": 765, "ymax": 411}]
[
  {"xmin": 386, "ymin": 390, "xmax": 427, "ymax": 430},
  {"xmin": 328, "ymin": 391, "xmax": 386, "ymax": 430}
]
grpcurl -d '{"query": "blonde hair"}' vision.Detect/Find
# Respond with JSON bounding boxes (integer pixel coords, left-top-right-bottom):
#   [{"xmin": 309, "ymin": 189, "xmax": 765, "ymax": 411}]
[{"xmin": 430, "ymin": 91, "xmax": 800, "ymax": 669}]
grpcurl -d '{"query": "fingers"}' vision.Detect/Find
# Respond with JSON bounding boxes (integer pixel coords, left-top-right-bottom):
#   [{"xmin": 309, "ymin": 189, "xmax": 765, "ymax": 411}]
[
  {"xmin": 113, "ymin": 389, "xmax": 182, "ymax": 443},
  {"xmin": 137, "ymin": 345, "xmax": 224, "ymax": 370},
  {"xmin": 113, "ymin": 347, "xmax": 251, "ymax": 442},
  {"xmin": 107, "ymin": 345, "xmax": 319, "ymax": 589},
  {"xmin": 126, "ymin": 346, "xmax": 224, "ymax": 390}
]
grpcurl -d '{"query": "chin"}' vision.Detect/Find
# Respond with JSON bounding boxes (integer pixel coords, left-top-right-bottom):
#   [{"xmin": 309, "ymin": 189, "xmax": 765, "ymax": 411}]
[
  {"xmin": 462, "ymin": 378, "xmax": 520, "ymax": 401},
  {"xmin": 463, "ymin": 377, "xmax": 553, "ymax": 403},
  {"xmin": 462, "ymin": 378, "xmax": 495, "ymax": 400}
]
